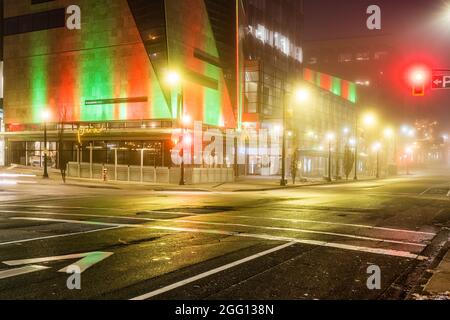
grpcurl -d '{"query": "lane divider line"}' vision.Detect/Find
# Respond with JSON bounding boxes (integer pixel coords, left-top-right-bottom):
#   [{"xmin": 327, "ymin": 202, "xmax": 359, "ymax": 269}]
[
  {"xmin": 10, "ymin": 217, "xmax": 429, "ymax": 261},
  {"xmin": 0, "ymin": 209, "xmax": 435, "ymax": 238},
  {"xmin": 0, "ymin": 211, "xmax": 427, "ymax": 247},
  {"xmin": 130, "ymin": 242, "xmax": 297, "ymax": 300},
  {"xmin": 0, "ymin": 226, "xmax": 121, "ymax": 246},
  {"xmin": 145, "ymin": 210, "xmax": 436, "ymax": 237}
]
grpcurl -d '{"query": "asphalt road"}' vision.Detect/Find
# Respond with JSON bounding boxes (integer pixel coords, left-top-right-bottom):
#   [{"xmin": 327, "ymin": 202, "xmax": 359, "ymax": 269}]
[{"xmin": 0, "ymin": 170, "xmax": 449, "ymax": 300}]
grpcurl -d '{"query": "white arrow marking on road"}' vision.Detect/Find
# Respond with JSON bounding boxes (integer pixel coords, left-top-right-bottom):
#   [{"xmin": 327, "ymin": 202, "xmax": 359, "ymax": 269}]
[
  {"xmin": 0, "ymin": 265, "xmax": 50, "ymax": 280},
  {"xmin": 3, "ymin": 252, "xmax": 113, "ymax": 274}
]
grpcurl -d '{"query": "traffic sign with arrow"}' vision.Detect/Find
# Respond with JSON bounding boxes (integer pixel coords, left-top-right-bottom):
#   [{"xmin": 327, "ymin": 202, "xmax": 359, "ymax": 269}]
[{"xmin": 432, "ymin": 74, "xmax": 450, "ymax": 90}]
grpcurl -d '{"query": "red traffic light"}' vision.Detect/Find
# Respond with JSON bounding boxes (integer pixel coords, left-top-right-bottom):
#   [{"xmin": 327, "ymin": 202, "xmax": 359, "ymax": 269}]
[{"xmin": 407, "ymin": 65, "xmax": 430, "ymax": 97}]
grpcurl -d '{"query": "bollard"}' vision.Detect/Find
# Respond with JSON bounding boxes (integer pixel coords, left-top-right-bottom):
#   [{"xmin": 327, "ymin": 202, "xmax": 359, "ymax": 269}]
[{"xmin": 102, "ymin": 166, "xmax": 108, "ymax": 182}]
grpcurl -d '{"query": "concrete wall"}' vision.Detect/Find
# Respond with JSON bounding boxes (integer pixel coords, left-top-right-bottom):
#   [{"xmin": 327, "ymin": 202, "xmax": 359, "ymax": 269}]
[{"xmin": 66, "ymin": 162, "xmax": 234, "ymax": 185}]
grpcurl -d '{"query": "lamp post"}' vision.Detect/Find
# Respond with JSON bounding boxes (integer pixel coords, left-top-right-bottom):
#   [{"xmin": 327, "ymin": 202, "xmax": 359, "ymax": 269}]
[
  {"xmin": 373, "ymin": 142, "xmax": 382, "ymax": 179},
  {"xmin": 165, "ymin": 71, "xmax": 187, "ymax": 186},
  {"xmin": 405, "ymin": 146, "xmax": 413, "ymax": 175},
  {"xmin": 280, "ymin": 87, "xmax": 289, "ymax": 186},
  {"xmin": 280, "ymin": 86, "xmax": 310, "ymax": 186},
  {"xmin": 326, "ymin": 133, "xmax": 335, "ymax": 182},
  {"xmin": 354, "ymin": 116, "xmax": 359, "ymax": 181},
  {"xmin": 354, "ymin": 112, "xmax": 378, "ymax": 180},
  {"xmin": 41, "ymin": 109, "xmax": 51, "ymax": 179}
]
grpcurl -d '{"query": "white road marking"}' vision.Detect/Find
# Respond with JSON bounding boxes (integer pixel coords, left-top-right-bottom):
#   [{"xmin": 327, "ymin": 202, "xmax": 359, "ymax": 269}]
[
  {"xmin": 4, "ymin": 252, "xmax": 114, "ymax": 273},
  {"xmin": 146, "ymin": 210, "xmax": 436, "ymax": 237},
  {"xmin": 0, "ymin": 265, "xmax": 50, "ymax": 280},
  {"xmin": 0, "ymin": 209, "xmax": 436, "ymax": 237},
  {"xmin": 3, "ymin": 210, "xmax": 426, "ymax": 247},
  {"xmin": 10, "ymin": 217, "xmax": 428, "ymax": 260},
  {"xmin": 130, "ymin": 242, "xmax": 297, "ymax": 300},
  {"xmin": 420, "ymin": 183, "xmax": 450, "ymax": 196},
  {"xmin": 0, "ymin": 226, "xmax": 121, "ymax": 246}
]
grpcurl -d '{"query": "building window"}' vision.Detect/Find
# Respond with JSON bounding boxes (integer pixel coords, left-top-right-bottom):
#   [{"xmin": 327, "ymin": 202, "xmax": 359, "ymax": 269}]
[
  {"xmin": 374, "ymin": 51, "xmax": 389, "ymax": 60},
  {"xmin": 339, "ymin": 53, "xmax": 352, "ymax": 63},
  {"xmin": 356, "ymin": 52, "xmax": 370, "ymax": 61}
]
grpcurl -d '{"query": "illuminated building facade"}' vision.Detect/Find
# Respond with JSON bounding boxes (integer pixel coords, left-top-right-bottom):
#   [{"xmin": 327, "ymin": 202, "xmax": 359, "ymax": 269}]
[
  {"xmin": 2, "ymin": 0, "xmax": 358, "ymax": 180},
  {"xmin": 242, "ymin": 0, "xmax": 304, "ymax": 128},
  {"xmin": 2, "ymin": 0, "xmax": 239, "ymax": 168}
]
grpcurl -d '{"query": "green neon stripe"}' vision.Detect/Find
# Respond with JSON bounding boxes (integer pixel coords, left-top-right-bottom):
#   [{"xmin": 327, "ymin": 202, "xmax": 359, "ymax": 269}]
[{"xmin": 30, "ymin": 33, "xmax": 49, "ymax": 123}]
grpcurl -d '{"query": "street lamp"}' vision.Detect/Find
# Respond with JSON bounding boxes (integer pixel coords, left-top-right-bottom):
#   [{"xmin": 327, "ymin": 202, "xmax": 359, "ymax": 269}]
[
  {"xmin": 326, "ymin": 132, "xmax": 335, "ymax": 182},
  {"xmin": 294, "ymin": 88, "xmax": 311, "ymax": 104},
  {"xmin": 363, "ymin": 113, "xmax": 377, "ymax": 128},
  {"xmin": 383, "ymin": 128, "xmax": 394, "ymax": 139},
  {"xmin": 165, "ymin": 70, "xmax": 186, "ymax": 186},
  {"xmin": 354, "ymin": 112, "xmax": 378, "ymax": 181},
  {"xmin": 372, "ymin": 142, "xmax": 382, "ymax": 179},
  {"xmin": 41, "ymin": 109, "xmax": 51, "ymax": 179},
  {"xmin": 280, "ymin": 85, "xmax": 311, "ymax": 187}
]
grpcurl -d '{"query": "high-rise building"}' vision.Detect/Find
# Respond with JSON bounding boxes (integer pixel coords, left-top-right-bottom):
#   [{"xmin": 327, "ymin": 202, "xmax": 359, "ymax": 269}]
[{"xmin": 242, "ymin": 0, "xmax": 304, "ymax": 129}]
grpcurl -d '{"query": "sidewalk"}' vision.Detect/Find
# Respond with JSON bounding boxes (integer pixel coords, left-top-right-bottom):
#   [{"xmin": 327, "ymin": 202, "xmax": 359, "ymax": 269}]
[
  {"xmin": 1, "ymin": 165, "xmax": 379, "ymax": 193},
  {"xmin": 417, "ymin": 249, "xmax": 450, "ymax": 300}
]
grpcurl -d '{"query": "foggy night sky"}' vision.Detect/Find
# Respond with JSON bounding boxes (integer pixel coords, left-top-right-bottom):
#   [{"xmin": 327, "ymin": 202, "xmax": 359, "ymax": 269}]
[{"xmin": 303, "ymin": 0, "xmax": 450, "ymax": 127}]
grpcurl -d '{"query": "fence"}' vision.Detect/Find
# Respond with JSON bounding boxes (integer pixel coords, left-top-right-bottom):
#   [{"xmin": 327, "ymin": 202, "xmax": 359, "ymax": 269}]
[{"xmin": 66, "ymin": 162, "xmax": 234, "ymax": 185}]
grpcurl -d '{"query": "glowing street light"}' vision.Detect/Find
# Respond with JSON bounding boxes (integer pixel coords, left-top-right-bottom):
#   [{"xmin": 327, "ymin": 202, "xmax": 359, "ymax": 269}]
[
  {"xmin": 182, "ymin": 114, "xmax": 192, "ymax": 126},
  {"xmin": 349, "ymin": 138, "xmax": 357, "ymax": 147},
  {"xmin": 165, "ymin": 70, "xmax": 181, "ymax": 86},
  {"xmin": 383, "ymin": 128, "xmax": 394, "ymax": 139},
  {"xmin": 363, "ymin": 113, "xmax": 377, "ymax": 128},
  {"xmin": 294, "ymin": 87, "xmax": 311, "ymax": 104},
  {"xmin": 372, "ymin": 142, "xmax": 382, "ymax": 152},
  {"xmin": 326, "ymin": 132, "xmax": 336, "ymax": 142}
]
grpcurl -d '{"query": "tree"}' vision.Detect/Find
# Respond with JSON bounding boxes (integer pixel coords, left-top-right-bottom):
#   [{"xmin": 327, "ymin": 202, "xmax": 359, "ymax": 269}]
[
  {"xmin": 343, "ymin": 144, "xmax": 355, "ymax": 180},
  {"xmin": 291, "ymin": 150, "xmax": 299, "ymax": 184}
]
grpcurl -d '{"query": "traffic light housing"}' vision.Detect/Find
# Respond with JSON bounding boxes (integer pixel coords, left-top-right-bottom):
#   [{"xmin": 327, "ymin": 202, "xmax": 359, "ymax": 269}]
[
  {"xmin": 412, "ymin": 83, "xmax": 425, "ymax": 97},
  {"xmin": 407, "ymin": 66, "xmax": 429, "ymax": 97}
]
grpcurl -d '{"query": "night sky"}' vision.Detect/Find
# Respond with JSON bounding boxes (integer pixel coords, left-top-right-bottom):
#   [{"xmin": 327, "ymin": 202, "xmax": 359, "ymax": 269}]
[{"xmin": 303, "ymin": 0, "xmax": 450, "ymax": 127}]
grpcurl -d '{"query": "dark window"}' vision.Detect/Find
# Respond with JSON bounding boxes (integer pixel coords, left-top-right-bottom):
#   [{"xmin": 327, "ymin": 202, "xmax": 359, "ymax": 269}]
[
  {"xmin": 31, "ymin": 0, "xmax": 55, "ymax": 4},
  {"xmin": 4, "ymin": 8, "xmax": 65, "ymax": 36}
]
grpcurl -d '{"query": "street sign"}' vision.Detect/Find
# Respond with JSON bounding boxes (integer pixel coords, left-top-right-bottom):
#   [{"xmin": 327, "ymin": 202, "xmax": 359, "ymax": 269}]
[{"xmin": 431, "ymin": 74, "xmax": 450, "ymax": 89}]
